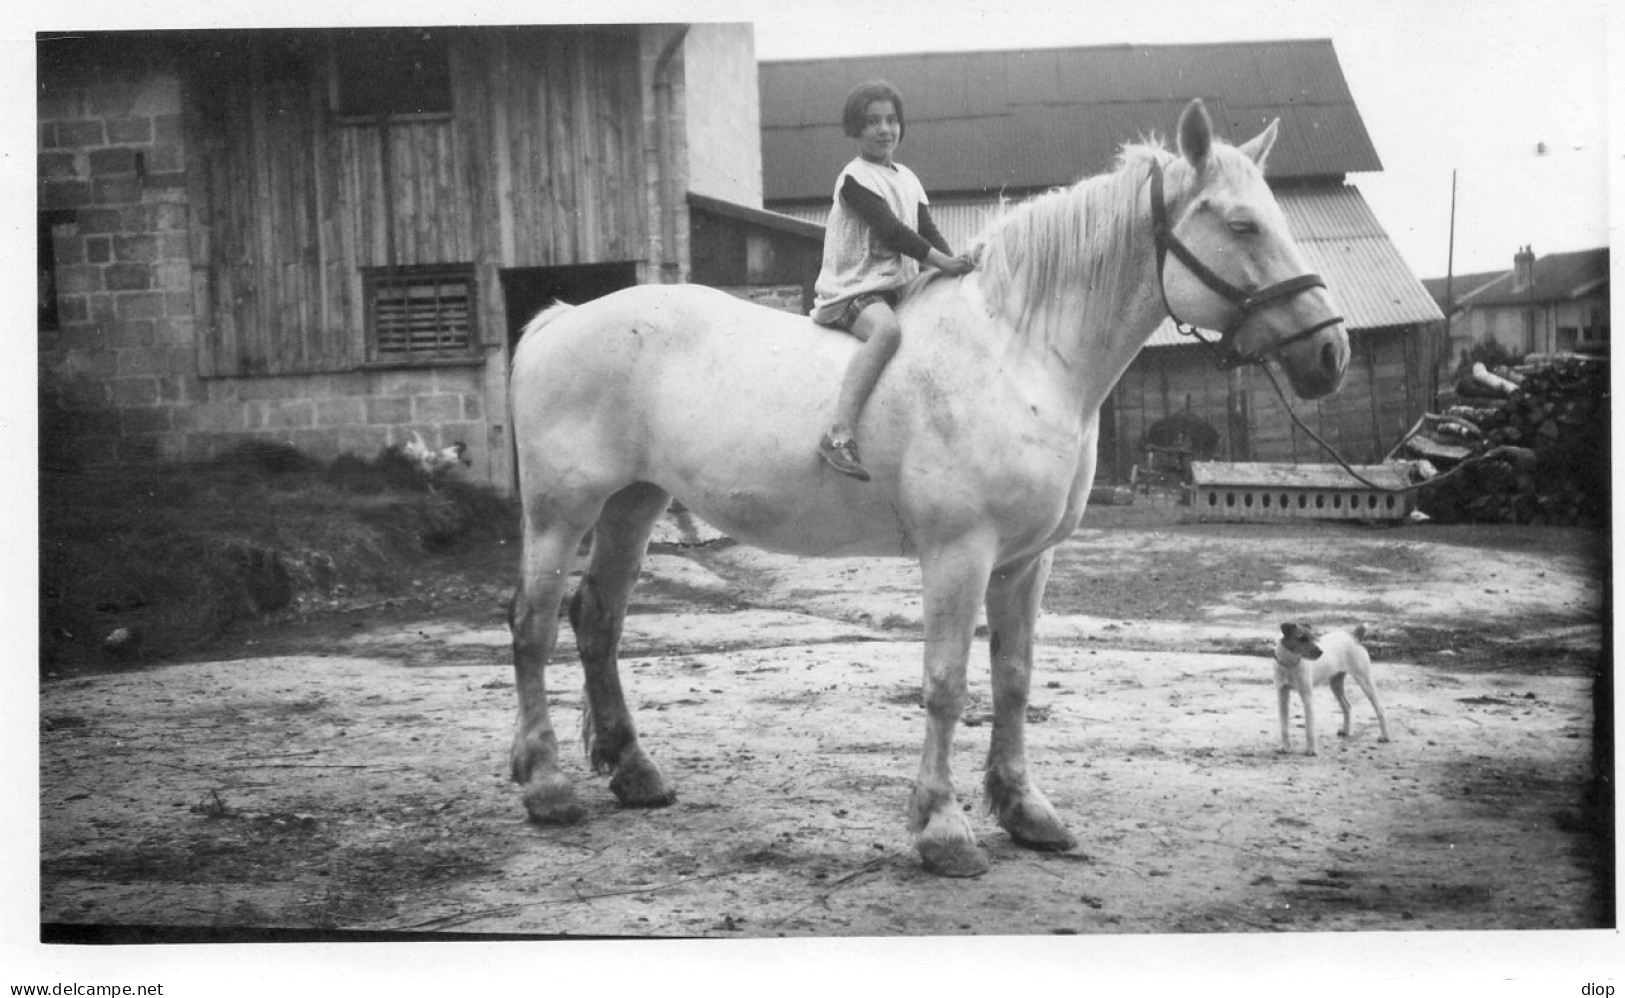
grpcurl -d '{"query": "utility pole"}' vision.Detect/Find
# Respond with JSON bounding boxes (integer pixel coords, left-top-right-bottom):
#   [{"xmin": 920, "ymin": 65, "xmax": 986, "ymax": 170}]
[
  {"xmin": 1445, "ymin": 169, "xmax": 1457, "ymax": 331},
  {"xmin": 1436, "ymin": 168, "xmax": 1458, "ymax": 398}
]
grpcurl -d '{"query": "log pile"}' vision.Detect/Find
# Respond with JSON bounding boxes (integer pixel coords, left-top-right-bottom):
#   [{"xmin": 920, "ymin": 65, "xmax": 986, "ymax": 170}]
[{"xmin": 1402, "ymin": 355, "xmax": 1609, "ymax": 525}]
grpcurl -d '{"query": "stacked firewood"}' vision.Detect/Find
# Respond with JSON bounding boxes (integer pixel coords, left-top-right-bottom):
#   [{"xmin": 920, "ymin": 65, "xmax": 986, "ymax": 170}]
[{"xmin": 1404, "ymin": 355, "xmax": 1609, "ymax": 525}]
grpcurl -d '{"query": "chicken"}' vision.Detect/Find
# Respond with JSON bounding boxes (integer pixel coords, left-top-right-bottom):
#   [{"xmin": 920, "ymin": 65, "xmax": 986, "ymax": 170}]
[
  {"xmin": 102, "ymin": 626, "xmax": 145, "ymax": 662},
  {"xmin": 400, "ymin": 430, "xmax": 472, "ymax": 483}
]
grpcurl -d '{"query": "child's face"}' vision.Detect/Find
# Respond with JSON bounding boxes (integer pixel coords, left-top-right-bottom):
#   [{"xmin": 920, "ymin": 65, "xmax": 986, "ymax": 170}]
[{"xmin": 855, "ymin": 99, "xmax": 900, "ymax": 163}]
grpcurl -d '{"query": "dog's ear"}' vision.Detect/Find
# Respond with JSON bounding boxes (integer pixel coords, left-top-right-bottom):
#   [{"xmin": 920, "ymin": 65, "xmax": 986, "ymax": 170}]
[{"xmin": 1279, "ymin": 623, "xmax": 1295, "ymax": 637}]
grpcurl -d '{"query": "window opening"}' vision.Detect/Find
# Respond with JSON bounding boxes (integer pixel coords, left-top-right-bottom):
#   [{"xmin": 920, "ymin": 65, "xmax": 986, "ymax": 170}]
[{"xmin": 365, "ymin": 265, "xmax": 475, "ymax": 361}]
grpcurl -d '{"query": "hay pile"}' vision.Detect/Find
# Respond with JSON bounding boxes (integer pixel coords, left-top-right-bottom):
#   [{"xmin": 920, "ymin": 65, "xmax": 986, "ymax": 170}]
[{"xmin": 40, "ymin": 443, "xmax": 513, "ymax": 671}]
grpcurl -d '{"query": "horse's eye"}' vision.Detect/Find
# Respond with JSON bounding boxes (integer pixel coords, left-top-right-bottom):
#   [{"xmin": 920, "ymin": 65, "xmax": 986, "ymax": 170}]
[{"xmin": 1228, "ymin": 219, "xmax": 1259, "ymax": 235}]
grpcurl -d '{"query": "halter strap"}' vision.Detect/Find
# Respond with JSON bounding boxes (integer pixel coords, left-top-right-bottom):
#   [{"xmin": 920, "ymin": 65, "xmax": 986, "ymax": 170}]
[{"xmin": 1148, "ymin": 159, "xmax": 1343, "ymax": 369}]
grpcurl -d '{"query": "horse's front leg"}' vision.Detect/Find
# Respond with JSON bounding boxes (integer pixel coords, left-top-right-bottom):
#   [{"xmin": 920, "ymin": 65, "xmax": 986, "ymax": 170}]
[
  {"xmin": 984, "ymin": 548, "xmax": 1077, "ymax": 852},
  {"xmin": 909, "ymin": 537, "xmax": 997, "ymax": 877}
]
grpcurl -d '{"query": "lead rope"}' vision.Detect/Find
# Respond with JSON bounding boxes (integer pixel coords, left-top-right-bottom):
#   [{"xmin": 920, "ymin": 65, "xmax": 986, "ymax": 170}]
[
  {"xmin": 1173, "ymin": 319, "xmax": 1480, "ymax": 495},
  {"xmin": 1252, "ymin": 356, "xmax": 1481, "ymax": 495}
]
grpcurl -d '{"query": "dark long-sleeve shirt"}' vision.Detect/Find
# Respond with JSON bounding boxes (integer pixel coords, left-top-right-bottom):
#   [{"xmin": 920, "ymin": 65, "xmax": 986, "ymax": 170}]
[{"xmin": 839, "ymin": 174, "xmax": 954, "ymax": 261}]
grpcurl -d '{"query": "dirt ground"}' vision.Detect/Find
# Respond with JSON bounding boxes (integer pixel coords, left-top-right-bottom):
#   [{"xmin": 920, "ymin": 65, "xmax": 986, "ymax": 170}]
[{"xmin": 38, "ymin": 502, "xmax": 1611, "ymax": 939}]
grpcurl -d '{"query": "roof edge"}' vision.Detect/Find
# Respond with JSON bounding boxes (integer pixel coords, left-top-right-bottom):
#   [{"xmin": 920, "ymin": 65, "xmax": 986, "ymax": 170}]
[
  {"xmin": 687, "ymin": 192, "xmax": 826, "ymax": 241},
  {"xmin": 758, "ymin": 37, "xmax": 1338, "ymax": 66}
]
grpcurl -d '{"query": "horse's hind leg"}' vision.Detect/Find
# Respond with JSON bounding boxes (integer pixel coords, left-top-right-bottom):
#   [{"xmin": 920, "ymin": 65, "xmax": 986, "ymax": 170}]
[
  {"xmin": 510, "ymin": 508, "xmax": 596, "ymax": 825},
  {"xmin": 983, "ymin": 549, "xmax": 1077, "ymax": 852},
  {"xmin": 571, "ymin": 482, "xmax": 676, "ymax": 808}
]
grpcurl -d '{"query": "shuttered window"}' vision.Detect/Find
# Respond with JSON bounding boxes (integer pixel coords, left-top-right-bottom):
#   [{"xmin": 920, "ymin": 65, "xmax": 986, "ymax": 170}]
[{"xmin": 364, "ymin": 266, "xmax": 477, "ymax": 362}]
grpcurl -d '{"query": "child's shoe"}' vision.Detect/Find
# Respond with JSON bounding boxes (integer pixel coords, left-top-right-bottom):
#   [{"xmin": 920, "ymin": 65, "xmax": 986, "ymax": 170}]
[{"xmin": 818, "ymin": 430, "xmax": 871, "ymax": 482}]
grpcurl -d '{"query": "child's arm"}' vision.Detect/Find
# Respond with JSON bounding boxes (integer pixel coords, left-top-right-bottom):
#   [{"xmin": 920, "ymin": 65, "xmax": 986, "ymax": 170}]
[
  {"xmin": 840, "ymin": 177, "xmax": 934, "ymax": 260},
  {"xmin": 917, "ymin": 205, "xmax": 975, "ymax": 275},
  {"xmin": 839, "ymin": 178, "xmax": 975, "ymax": 275},
  {"xmin": 917, "ymin": 204, "xmax": 952, "ymax": 256}
]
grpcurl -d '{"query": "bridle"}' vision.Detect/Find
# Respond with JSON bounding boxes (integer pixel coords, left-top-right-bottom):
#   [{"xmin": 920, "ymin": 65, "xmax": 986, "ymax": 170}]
[
  {"xmin": 1148, "ymin": 158, "xmax": 1343, "ymax": 370},
  {"xmin": 1144, "ymin": 157, "xmax": 1464, "ymax": 497}
]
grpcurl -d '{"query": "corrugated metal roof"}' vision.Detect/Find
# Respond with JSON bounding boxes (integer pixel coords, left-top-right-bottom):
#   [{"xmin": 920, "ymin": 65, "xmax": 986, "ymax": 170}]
[
  {"xmin": 1284, "ymin": 186, "xmax": 1442, "ymax": 322},
  {"xmin": 777, "ymin": 185, "xmax": 1441, "ymax": 340},
  {"xmin": 761, "ymin": 40, "xmax": 1381, "ymax": 202}
]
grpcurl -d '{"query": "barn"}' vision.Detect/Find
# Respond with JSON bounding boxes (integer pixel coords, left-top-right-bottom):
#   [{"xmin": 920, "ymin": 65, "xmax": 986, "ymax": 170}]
[
  {"xmin": 759, "ymin": 41, "xmax": 1446, "ymax": 481},
  {"xmin": 37, "ymin": 24, "xmax": 819, "ymax": 493}
]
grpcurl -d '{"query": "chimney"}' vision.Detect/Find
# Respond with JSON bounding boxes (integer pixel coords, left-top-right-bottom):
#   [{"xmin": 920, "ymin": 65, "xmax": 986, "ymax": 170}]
[{"xmin": 1512, "ymin": 245, "xmax": 1536, "ymax": 293}]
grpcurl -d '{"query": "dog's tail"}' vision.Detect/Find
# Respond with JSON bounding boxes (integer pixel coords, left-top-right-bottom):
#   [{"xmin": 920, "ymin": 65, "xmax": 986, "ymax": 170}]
[{"xmin": 1351, "ymin": 623, "xmax": 1368, "ymax": 644}]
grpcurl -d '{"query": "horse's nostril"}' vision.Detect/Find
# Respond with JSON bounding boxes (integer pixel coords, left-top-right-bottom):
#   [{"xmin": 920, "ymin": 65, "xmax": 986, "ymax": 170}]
[{"xmin": 1322, "ymin": 341, "xmax": 1343, "ymax": 373}]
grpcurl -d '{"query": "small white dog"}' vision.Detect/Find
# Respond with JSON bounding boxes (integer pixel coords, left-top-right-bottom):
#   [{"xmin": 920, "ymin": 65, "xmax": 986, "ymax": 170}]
[{"xmin": 1273, "ymin": 622, "xmax": 1391, "ymax": 755}]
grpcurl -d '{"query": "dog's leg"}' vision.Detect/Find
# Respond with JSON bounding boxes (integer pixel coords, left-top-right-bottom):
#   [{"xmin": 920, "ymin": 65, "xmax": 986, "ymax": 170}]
[
  {"xmin": 1277, "ymin": 681, "xmax": 1295, "ymax": 753},
  {"xmin": 1331, "ymin": 673, "xmax": 1354, "ymax": 738},
  {"xmin": 1351, "ymin": 671, "xmax": 1392, "ymax": 743},
  {"xmin": 1296, "ymin": 675, "xmax": 1318, "ymax": 756}
]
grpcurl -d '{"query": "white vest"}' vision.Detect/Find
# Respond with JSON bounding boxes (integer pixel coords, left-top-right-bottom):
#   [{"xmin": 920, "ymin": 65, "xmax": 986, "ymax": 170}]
[{"xmin": 810, "ymin": 156, "xmax": 930, "ymax": 324}]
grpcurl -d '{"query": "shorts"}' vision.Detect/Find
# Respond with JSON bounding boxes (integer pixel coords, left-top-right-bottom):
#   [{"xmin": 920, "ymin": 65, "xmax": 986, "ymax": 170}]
[{"xmin": 820, "ymin": 290, "xmax": 899, "ymax": 332}]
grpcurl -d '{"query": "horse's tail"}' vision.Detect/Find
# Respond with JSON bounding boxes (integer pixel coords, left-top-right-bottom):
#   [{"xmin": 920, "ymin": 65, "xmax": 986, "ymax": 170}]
[
  {"xmin": 518, "ymin": 300, "xmax": 575, "ymax": 344},
  {"xmin": 510, "ymin": 301, "xmax": 577, "ymax": 426}
]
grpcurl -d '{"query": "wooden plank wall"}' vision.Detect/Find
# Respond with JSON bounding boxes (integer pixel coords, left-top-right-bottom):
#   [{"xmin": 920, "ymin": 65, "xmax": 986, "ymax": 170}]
[
  {"xmin": 190, "ymin": 27, "xmax": 649, "ymax": 377},
  {"xmin": 191, "ymin": 39, "xmax": 357, "ymax": 376},
  {"xmin": 455, "ymin": 29, "xmax": 646, "ymax": 272},
  {"xmin": 1110, "ymin": 328, "xmax": 1429, "ymax": 480}
]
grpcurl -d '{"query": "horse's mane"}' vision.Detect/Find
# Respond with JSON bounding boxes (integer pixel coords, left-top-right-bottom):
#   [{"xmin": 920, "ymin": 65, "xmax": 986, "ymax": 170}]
[{"xmin": 967, "ymin": 138, "xmax": 1186, "ymax": 351}]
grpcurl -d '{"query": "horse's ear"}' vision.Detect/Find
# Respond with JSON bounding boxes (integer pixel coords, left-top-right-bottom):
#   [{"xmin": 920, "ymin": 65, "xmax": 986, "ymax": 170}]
[
  {"xmin": 1239, "ymin": 118, "xmax": 1280, "ymax": 170},
  {"xmin": 1177, "ymin": 99, "xmax": 1213, "ymax": 166}
]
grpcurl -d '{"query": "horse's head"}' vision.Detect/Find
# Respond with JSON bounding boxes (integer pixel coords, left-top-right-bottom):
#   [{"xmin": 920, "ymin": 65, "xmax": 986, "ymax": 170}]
[{"xmin": 1153, "ymin": 100, "xmax": 1349, "ymax": 399}]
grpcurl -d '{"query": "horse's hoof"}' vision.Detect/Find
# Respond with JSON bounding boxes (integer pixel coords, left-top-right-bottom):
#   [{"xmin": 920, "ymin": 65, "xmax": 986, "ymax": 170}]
[
  {"xmin": 614, "ymin": 784, "xmax": 677, "ymax": 809},
  {"xmin": 609, "ymin": 753, "xmax": 676, "ymax": 808},
  {"xmin": 918, "ymin": 838, "xmax": 990, "ymax": 878},
  {"xmin": 527, "ymin": 802, "xmax": 586, "ymax": 825},
  {"xmin": 1007, "ymin": 823, "xmax": 1078, "ymax": 853},
  {"xmin": 523, "ymin": 779, "xmax": 585, "ymax": 825},
  {"xmin": 990, "ymin": 783, "xmax": 1077, "ymax": 853}
]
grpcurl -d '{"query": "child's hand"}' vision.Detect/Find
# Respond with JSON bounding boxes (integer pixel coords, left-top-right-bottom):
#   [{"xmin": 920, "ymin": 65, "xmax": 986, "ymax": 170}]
[{"xmin": 942, "ymin": 253, "xmax": 976, "ymax": 276}]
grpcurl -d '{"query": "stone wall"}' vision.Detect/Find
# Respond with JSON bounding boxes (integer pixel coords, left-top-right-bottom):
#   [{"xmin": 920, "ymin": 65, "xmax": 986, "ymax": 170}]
[
  {"xmin": 174, "ymin": 366, "xmax": 489, "ymax": 466},
  {"xmin": 38, "ymin": 55, "xmax": 192, "ymax": 465}
]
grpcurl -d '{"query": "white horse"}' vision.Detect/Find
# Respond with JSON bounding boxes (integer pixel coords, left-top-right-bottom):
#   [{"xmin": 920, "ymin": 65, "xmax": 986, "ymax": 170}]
[{"xmin": 507, "ymin": 100, "xmax": 1348, "ymax": 877}]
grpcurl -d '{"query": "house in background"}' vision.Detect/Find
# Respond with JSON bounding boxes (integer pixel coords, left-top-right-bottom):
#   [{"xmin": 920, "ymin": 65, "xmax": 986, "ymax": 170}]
[
  {"xmin": 760, "ymin": 41, "xmax": 1445, "ymax": 478},
  {"xmin": 38, "ymin": 24, "xmax": 817, "ymax": 493},
  {"xmin": 1423, "ymin": 246, "xmax": 1610, "ymax": 369}
]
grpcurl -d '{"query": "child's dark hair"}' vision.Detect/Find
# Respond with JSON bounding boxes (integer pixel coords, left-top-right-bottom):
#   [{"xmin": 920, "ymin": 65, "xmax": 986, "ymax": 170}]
[{"xmin": 842, "ymin": 79, "xmax": 905, "ymax": 142}]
